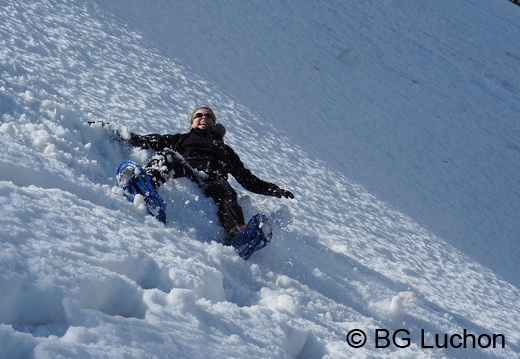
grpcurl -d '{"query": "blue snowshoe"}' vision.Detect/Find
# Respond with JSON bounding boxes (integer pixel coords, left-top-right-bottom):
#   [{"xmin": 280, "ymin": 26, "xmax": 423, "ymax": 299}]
[
  {"xmin": 116, "ymin": 160, "xmax": 167, "ymax": 223},
  {"xmin": 231, "ymin": 213, "xmax": 272, "ymax": 260}
]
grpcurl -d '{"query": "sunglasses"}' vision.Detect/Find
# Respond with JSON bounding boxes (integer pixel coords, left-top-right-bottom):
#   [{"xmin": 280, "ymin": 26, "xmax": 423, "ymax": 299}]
[{"xmin": 193, "ymin": 112, "xmax": 213, "ymax": 120}]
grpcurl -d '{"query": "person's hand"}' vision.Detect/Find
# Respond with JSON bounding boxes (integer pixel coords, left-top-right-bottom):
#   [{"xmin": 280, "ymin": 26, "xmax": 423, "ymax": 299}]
[
  {"xmin": 88, "ymin": 120, "xmax": 129, "ymax": 143},
  {"xmin": 271, "ymin": 187, "xmax": 294, "ymax": 199},
  {"xmin": 88, "ymin": 120, "xmax": 110, "ymax": 127}
]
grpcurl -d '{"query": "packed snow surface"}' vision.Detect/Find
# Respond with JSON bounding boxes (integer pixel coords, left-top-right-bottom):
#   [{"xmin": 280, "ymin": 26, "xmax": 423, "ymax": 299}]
[{"xmin": 1, "ymin": 1, "xmax": 519, "ymax": 358}]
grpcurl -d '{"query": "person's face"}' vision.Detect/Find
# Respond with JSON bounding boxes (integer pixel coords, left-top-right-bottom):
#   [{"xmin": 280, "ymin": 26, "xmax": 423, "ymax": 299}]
[{"xmin": 191, "ymin": 109, "xmax": 215, "ymax": 129}]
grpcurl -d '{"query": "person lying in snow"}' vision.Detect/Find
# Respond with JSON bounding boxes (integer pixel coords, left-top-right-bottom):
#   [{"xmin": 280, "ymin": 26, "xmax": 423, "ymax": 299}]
[{"xmin": 100, "ymin": 106, "xmax": 294, "ymax": 244}]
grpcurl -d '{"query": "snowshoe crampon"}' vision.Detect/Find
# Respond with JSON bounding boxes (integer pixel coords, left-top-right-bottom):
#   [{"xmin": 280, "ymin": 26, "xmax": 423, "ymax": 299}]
[
  {"xmin": 231, "ymin": 213, "xmax": 272, "ymax": 260},
  {"xmin": 116, "ymin": 160, "xmax": 167, "ymax": 223}
]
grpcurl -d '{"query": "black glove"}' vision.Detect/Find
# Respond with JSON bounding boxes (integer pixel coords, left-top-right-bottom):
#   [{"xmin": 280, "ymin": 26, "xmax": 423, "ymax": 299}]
[
  {"xmin": 87, "ymin": 120, "xmax": 111, "ymax": 127},
  {"xmin": 88, "ymin": 120, "xmax": 128, "ymax": 143},
  {"xmin": 270, "ymin": 186, "xmax": 294, "ymax": 199}
]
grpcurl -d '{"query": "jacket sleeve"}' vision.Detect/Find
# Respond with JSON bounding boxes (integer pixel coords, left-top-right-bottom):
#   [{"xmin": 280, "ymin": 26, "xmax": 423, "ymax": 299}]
[
  {"xmin": 127, "ymin": 133, "xmax": 181, "ymax": 151},
  {"xmin": 226, "ymin": 145, "xmax": 280, "ymax": 196}
]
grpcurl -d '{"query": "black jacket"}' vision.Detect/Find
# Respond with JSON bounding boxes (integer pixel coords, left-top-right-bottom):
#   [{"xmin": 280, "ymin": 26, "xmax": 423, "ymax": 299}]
[{"xmin": 128, "ymin": 124, "xmax": 282, "ymax": 196}]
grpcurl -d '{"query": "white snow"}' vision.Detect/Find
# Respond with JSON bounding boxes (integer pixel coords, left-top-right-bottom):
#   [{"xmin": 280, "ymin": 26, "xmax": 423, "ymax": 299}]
[{"xmin": 1, "ymin": 0, "xmax": 519, "ymax": 358}]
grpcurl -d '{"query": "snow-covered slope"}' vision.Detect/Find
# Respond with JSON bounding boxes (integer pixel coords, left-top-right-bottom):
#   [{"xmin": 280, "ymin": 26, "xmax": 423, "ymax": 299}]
[{"xmin": 1, "ymin": 1, "xmax": 519, "ymax": 358}]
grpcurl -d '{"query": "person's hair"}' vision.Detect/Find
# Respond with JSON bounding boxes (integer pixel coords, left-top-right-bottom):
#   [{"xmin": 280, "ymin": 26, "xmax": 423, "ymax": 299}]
[{"xmin": 190, "ymin": 106, "xmax": 216, "ymax": 124}]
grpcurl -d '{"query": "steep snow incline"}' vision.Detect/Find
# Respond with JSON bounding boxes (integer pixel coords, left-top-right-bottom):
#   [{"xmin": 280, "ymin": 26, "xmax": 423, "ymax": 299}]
[
  {"xmin": 95, "ymin": 0, "xmax": 520, "ymax": 288},
  {"xmin": 1, "ymin": 1, "xmax": 519, "ymax": 358}
]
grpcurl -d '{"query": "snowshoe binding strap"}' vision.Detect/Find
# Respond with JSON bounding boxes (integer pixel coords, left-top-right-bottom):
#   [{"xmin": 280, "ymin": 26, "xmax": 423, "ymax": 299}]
[
  {"xmin": 231, "ymin": 213, "xmax": 272, "ymax": 260},
  {"xmin": 116, "ymin": 160, "xmax": 167, "ymax": 223}
]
